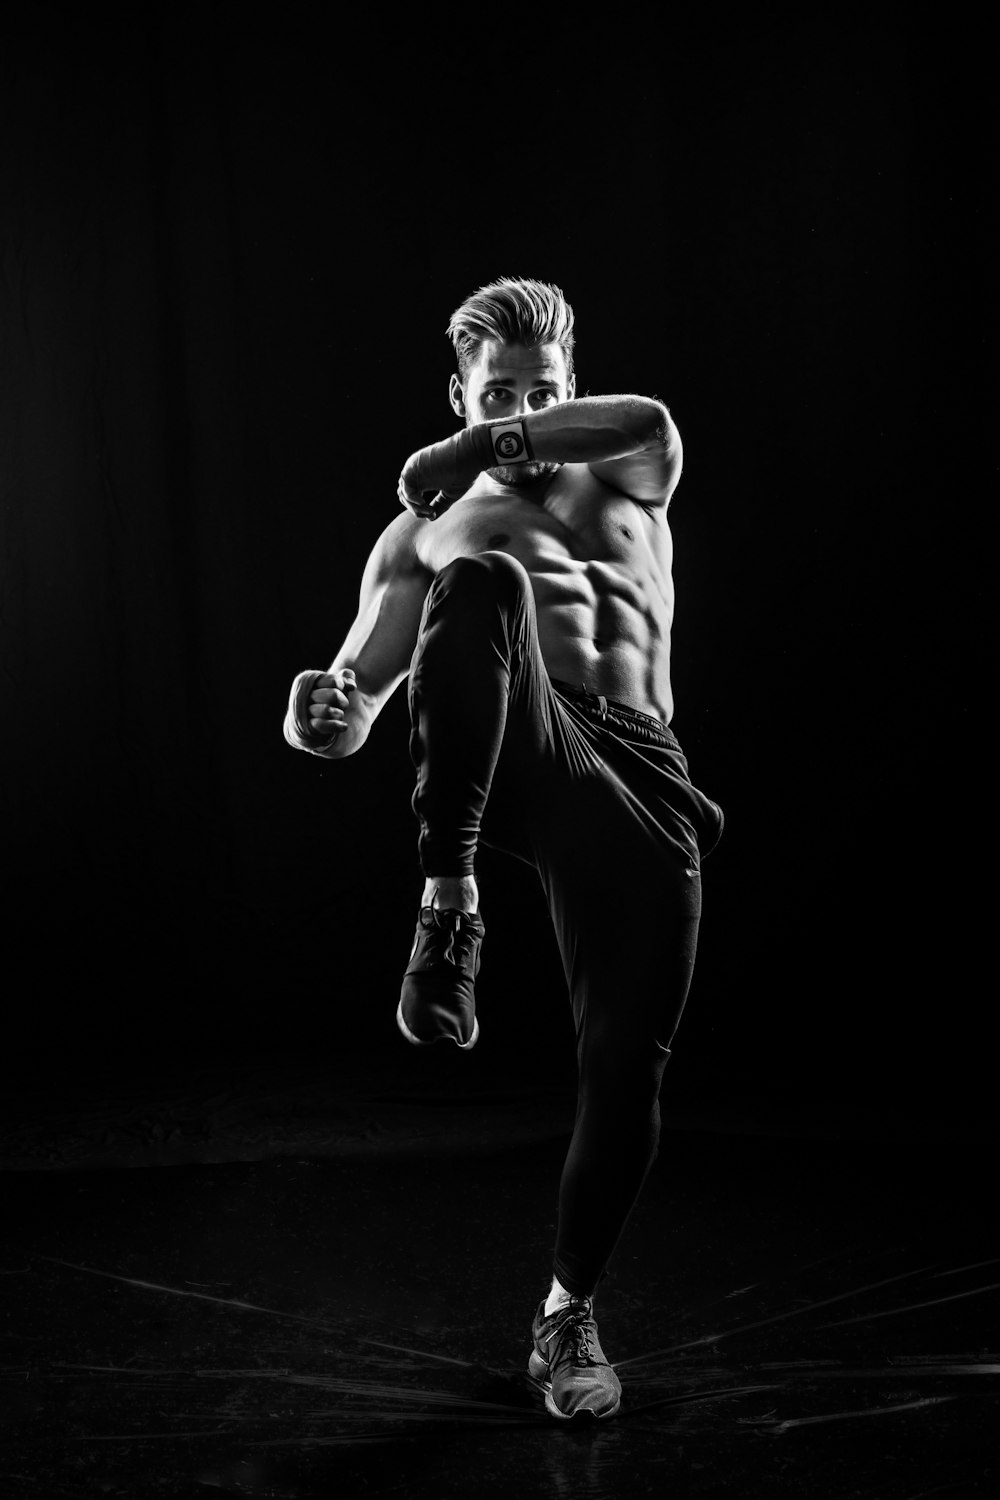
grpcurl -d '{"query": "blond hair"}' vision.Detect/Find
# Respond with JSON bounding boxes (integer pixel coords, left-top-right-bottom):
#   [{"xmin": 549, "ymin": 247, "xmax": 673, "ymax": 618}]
[{"xmin": 447, "ymin": 277, "xmax": 575, "ymax": 380}]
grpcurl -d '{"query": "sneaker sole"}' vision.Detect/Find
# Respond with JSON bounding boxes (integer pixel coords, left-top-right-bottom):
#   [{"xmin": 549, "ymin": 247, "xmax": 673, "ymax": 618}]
[{"xmin": 395, "ymin": 1001, "xmax": 479, "ymax": 1050}]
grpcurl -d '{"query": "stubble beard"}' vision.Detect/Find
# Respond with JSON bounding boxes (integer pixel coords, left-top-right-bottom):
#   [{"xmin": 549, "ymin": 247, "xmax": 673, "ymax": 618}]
[{"xmin": 487, "ymin": 461, "xmax": 560, "ymax": 488}]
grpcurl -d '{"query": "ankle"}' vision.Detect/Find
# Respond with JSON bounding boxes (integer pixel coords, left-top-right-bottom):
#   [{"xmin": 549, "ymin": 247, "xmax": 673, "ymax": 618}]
[
  {"xmin": 422, "ymin": 874, "xmax": 479, "ymax": 914},
  {"xmin": 544, "ymin": 1277, "xmax": 575, "ymax": 1318}
]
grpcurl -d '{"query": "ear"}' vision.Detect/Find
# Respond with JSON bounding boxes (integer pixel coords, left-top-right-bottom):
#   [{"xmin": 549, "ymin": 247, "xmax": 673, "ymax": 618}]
[
  {"xmin": 566, "ymin": 372, "xmax": 577, "ymax": 400},
  {"xmin": 449, "ymin": 374, "xmax": 466, "ymax": 418}
]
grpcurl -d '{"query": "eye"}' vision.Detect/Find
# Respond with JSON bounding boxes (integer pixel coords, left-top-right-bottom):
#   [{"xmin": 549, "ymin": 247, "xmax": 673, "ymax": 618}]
[
  {"xmin": 531, "ymin": 390, "xmax": 558, "ymax": 406},
  {"xmin": 485, "ymin": 389, "xmax": 510, "ymax": 403}
]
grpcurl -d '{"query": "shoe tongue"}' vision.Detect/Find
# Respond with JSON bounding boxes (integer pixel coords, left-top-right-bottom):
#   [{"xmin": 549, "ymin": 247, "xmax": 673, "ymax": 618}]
[
  {"xmin": 435, "ymin": 907, "xmax": 475, "ymax": 927},
  {"xmin": 550, "ymin": 1296, "xmax": 591, "ymax": 1322}
]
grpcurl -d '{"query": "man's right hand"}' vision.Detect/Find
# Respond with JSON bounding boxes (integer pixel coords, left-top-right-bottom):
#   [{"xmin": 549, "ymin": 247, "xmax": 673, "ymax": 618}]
[
  {"xmin": 284, "ymin": 667, "xmax": 366, "ymax": 757},
  {"xmin": 305, "ymin": 669, "xmax": 357, "ymax": 738}
]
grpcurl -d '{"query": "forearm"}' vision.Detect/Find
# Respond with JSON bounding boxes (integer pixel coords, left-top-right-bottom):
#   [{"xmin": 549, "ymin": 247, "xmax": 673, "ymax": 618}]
[
  {"xmin": 404, "ymin": 396, "xmax": 673, "ymax": 497},
  {"xmin": 519, "ymin": 395, "xmax": 672, "ymax": 465}
]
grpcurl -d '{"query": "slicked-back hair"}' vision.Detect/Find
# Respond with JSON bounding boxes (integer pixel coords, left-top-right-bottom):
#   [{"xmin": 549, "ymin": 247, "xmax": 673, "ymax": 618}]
[{"xmin": 447, "ymin": 278, "xmax": 575, "ymax": 381}]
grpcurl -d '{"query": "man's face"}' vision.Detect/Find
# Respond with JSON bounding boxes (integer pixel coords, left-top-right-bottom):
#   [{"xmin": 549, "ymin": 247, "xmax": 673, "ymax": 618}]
[{"xmin": 449, "ymin": 340, "xmax": 575, "ymax": 486}]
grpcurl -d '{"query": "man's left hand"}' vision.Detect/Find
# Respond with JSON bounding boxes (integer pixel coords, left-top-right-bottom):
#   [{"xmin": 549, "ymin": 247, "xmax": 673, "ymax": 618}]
[
  {"xmin": 397, "ymin": 432, "xmax": 483, "ymax": 521},
  {"xmin": 396, "ymin": 475, "xmax": 447, "ymax": 521},
  {"xmin": 397, "ymin": 467, "xmax": 461, "ymax": 522}
]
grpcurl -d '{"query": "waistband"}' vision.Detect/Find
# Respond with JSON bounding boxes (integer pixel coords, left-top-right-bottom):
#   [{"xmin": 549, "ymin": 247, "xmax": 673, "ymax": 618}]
[{"xmin": 550, "ymin": 678, "xmax": 679, "ymax": 744}]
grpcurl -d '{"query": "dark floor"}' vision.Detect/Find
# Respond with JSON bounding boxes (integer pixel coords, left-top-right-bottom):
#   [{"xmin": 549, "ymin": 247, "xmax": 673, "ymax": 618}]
[{"xmin": 1, "ymin": 1047, "xmax": 997, "ymax": 1500}]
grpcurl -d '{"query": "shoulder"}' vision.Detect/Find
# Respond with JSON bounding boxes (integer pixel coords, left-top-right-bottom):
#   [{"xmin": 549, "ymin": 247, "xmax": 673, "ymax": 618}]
[
  {"xmin": 358, "ymin": 507, "xmax": 434, "ymax": 594},
  {"xmin": 360, "ymin": 509, "xmax": 432, "ymax": 587}
]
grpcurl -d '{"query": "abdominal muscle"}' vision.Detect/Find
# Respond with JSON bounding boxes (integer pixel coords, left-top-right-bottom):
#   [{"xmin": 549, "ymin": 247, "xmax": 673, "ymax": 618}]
[
  {"xmin": 416, "ymin": 482, "xmax": 677, "ymax": 725},
  {"xmin": 532, "ymin": 570, "xmax": 675, "ymax": 726}
]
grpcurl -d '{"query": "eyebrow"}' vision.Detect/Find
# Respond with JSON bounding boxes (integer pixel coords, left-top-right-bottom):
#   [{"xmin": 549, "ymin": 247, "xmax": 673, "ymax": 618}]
[{"xmin": 482, "ymin": 377, "xmax": 561, "ymax": 389}]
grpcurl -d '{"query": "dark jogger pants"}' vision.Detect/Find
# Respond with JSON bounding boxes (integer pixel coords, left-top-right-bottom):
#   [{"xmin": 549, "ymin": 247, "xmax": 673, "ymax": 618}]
[{"xmin": 407, "ymin": 551, "xmax": 724, "ymax": 1298}]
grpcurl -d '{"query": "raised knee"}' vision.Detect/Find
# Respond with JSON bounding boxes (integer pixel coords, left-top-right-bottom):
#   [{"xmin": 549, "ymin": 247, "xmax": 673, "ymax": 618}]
[
  {"xmin": 478, "ymin": 548, "xmax": 530, "ymax": 587},
  {"xmin": 435, "ymin": 550, "xmax": 530, "ymax": 602}
]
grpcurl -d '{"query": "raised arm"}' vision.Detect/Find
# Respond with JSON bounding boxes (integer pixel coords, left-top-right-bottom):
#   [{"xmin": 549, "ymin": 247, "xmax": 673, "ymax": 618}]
[
  {"xmin": 284, "ymin": 512, "xmax": 431, "ymax": 759},
  {"xmin": 399, "ymin": 396, "xmax": 682, "ymax": 513}
]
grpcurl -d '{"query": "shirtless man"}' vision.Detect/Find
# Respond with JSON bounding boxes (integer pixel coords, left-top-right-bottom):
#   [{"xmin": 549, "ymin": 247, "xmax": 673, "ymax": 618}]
[{"xmin": 284, "ymin": 278, "xmax": 723, "ymax": 1421}]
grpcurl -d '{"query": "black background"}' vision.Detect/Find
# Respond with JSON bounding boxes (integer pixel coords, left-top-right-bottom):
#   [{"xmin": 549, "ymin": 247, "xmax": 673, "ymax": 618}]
[{"xmin": 1, "ymin": 6, "xmax": 992, "ymax": 1128}]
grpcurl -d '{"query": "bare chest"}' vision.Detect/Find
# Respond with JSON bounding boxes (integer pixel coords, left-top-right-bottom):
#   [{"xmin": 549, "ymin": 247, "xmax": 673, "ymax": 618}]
[{"xmin": 414, "ymin": 470, "xmax": 674, "ymax": 607}]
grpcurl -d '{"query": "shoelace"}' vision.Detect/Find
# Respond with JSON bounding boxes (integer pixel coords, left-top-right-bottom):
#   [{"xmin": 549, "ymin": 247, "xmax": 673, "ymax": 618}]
[
  {"xmin": 421, "ymin": 909, "xmax": 474, "ymax": 968},
  {"xmin": 545, "ymin": 1302, "xmax": 599, "ymax": 1366}
]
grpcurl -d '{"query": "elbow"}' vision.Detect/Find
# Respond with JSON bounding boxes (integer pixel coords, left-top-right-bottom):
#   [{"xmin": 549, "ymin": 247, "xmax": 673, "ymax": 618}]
[{"xmin": 636, "ymin": 398, "xmax": 674, "ymax": 453}]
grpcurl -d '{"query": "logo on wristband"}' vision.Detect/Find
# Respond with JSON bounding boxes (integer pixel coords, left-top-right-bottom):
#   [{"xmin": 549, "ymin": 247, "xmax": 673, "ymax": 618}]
[{"xmin": 491, "ymin": 422, "xmax": 530, "ymax": 463}]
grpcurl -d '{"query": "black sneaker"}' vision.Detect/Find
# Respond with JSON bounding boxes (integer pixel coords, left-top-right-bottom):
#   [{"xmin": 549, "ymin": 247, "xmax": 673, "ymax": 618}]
[
  {"xmin": 528, "ymin": 1296, "xmax": 622, "ymax": 1420},
  {"xmin": 396, "ymin": 907, "xmax": 485, "ymax": 1049}
]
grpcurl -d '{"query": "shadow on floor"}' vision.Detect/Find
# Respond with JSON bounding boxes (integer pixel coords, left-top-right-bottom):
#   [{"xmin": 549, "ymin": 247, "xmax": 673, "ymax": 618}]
[{"xmin": 1, "ymin": 1049, "xmax": 997, "ymax": 1498}]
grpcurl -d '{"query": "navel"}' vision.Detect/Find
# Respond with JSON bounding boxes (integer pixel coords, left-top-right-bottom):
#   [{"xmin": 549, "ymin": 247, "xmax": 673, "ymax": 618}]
[
  {"xmin": 619, "ymin": 525, "xmax": 634, "ymax": 542},
  {"xmin": 487, "ymin": 533, "xmax": 511, "ymax": 549}
]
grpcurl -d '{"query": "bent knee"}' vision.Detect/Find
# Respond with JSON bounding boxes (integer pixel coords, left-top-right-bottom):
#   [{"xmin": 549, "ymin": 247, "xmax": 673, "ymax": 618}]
[{"xmin": 435, "ymin": 549, "xmax": 531, "ymax": 601}]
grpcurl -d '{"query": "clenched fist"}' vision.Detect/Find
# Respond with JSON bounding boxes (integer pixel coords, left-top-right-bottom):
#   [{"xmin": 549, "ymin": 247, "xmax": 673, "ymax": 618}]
[
  {"xmin": 304, "ymin": 668, "xmax": 357, "ymax": 737},
  {"xmin": 396, "ymin": 473, "xmax": 458, "ymax": 522},
  {"xmin": 284, "ymin": 667, "xmax": 366, "ymax": 757},
  {"xmin": 397, "ymin": 427, "xmax": 491, "ymax": 520}
]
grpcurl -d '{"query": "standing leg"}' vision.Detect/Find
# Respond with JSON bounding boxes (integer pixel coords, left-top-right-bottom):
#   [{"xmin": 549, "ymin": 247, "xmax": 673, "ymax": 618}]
[
  {"xmin": 526, "ymin": 778, "xmax": 705, "ymax": 1421},
  {"xmin": 544, "ymin": 846, "xmax": 703, "ymax": 1299}
]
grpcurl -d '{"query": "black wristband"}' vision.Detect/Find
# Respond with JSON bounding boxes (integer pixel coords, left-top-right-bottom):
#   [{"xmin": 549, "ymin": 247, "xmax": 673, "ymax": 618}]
[
  {"xmin": 408, "ymin": 419, "xmax": 534, "ymax": 501},
  {"xmin": 482, "ymin": 417, "xmax": 535, "ymax": 465}
]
